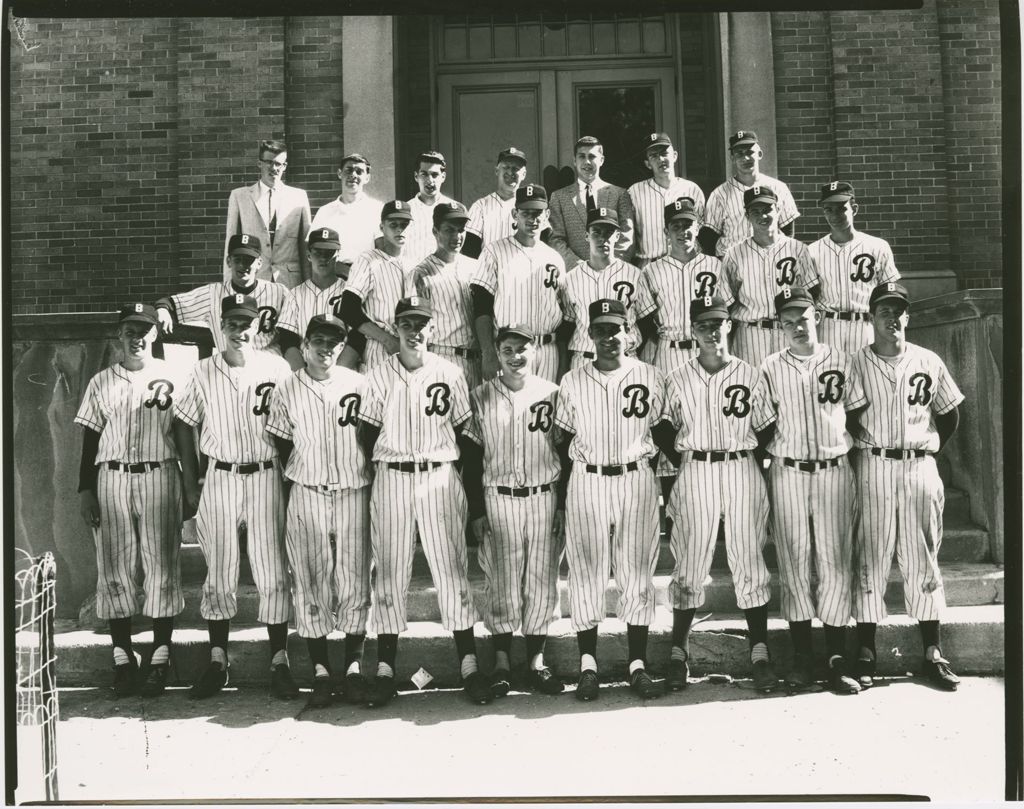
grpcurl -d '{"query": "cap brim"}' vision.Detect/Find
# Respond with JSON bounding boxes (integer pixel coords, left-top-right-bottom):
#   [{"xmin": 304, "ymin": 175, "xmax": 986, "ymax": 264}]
[
  {"xmin": 500, "ymin": 154, "xmax": 527, "ymax": 166},
  {"xmin": 588, "ymin": 218, "xmax": 620, "ymax": 229},
  {"xmin": 396, "ymin": 308, "xmax": 432, "ymax": 320},
  {"xmin": 692, "ymin": 309, "xmax": 730, "ymax": 321},
  {"xmin": 435, "ymin": 213, "xmax": 471, "ymax": 224},
  {"xmin": 730, "ymin": 138, "xmax": 758, "ymax": 148},
  {"xmin": 309, "ymin": 242, "xmax": 341, "ymax": 250},
  {"xmin": 222, "ymin": 309, "xmax": 259, "ymax": 319},
  {"xmin": 777, "ymin": 299, "xmax": 815, "ymax": 312},
  {"xmin": 645, "ymin": 142, "xmax": 672, "ymax": 152},
  {"xmin": 120, "ymin": 314, "xmax": 159, "ymax": 326},
  {"xmin": 516, "ymin": 200, "xmax": 548, "ymax": 210},
  {"xmin": 230, "ymin": 248, "xmax": 261, "ymax": 258},
  {"xmin": 496, "ymin": 328, "xmax": 534, "ymax": 342},
  {"xmin": 383, "ymin": 212, "xmax": 413, "ymax": 221},
  {"xmin": 590, "ymin": 314, "xmax": 627, "ymax": 326},
  {"xmin": 870, "ymin": 294, "xmax": 909, "ymax": 309},
  {"xmin": 820, "ymin": 193, "xmax": 854, "ymax": 203},
  {"xmin": 665, "ymin": 212, "xmax": 698, "ymax": 223},
  {"xmin": 306, "ymin": 323, "xmax": 347, "ymax": 338},
  {"xmin": 744, "ymin": 197, "xmax": 777, "ymax": 208}
]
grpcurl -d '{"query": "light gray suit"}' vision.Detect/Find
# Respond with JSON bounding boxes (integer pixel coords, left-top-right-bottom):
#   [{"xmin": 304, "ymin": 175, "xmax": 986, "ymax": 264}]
[
  {"xmin": 224, "ymin": 181, "xmax": 311, "ymax": 289},
  {"xmin": 547, "ymin": 181, "xmax": 636, "ymax": 268}
]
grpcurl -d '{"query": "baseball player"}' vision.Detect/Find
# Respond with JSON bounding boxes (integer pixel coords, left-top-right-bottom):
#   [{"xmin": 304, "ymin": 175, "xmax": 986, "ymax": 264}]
[
  {"xmin": 357, "ymin": 296, "xmax": 493, "ymax": 707},
  {"xmin": 627, "ymin": 132, "xmax": 706, "ymax": 267},
  {"xmin": 310, "ymin": 153, "xmax": 382, "ymax": 279},
  {"xmin": 172, "ymin": 294, "xmax": 296, "ymax": 700},
  {"xmin": 700, "ymin": 130, "xmax": 800, "ymax": 259},
  {"xmin": 558, "ymin": 206, "xmax": 657, "ymax": 370},
  {"xmin": 848, "ymin": 282, "xmax": 964, "ymax": 691},
  {"xmin": 462, "ymin": 146, "xmax": 529, "ymax": 259},
  {"xmin": 555, "ymin": 299, "xmax": 677, "ymax": 701},
  {"xmin": 403, "ymin": 151, "xmax": 453, "ymax": 270},
  {"xmin": 661, "ymin": 294, "xmax": 778, "ymax": 693},
  {"xmin": 266, "ymin": 314, "xmax": 372, "ymax": 708},
  {"xmin": 276, "ymin": 227, "xmax": 363, "ymax": 371},
  {"xmin": 157, "ymin": 234, "xmax": 288, "ymax": 355},
  {"xmin": 472, "ymin": 184, "xmax": 568, "ymax": 383},
  {"xmin": 805, "ymin": 181, "xmax": 902, "ymax": 353},
  {"xmin": 75, "ymin": 303, "xmax": 185, "ymax": 698},
  {"xmin": 461, "ymin": 325, "xmax": 567, "ymax": 696},
  {"xmin": 723, "ymin": 186, "xmax": 817, "ymax": 368},
  {"xmin": 407, "ymin": 201, "xmax": 482, "ymax": 390},
  {"xmin": 751, "ymin": 286, "xmax": 863, "ymax": 694},
  {"xmin": 335, "ymin": 200, "xmax": 412, "ymax": 371}
]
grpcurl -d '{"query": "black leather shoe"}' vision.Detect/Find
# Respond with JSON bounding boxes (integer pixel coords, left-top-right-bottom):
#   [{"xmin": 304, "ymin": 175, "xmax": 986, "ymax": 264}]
[
  {"xmin": 629, "ymin": 668, "xmax": 660, "ymax": 699},
  {"xmin": 854, "ymin": 651, "xmax": 876, "ymax": 689},
  {"xmin": 490, "ymin": 668, "xmax": 511, "ymax": 699},
  {"xmin": 112, "ymin": 653, "xmax": 140, "ymax": 698},
  {"xmin": 464, "ymin": 671, "xmax": 494, "ymax": 705},
  {"xmin": 342, "ymin": 672, "xmax": 369, "ymax": 705},
  {"xmin": 827, "ymin": 656, "xmax": 862, "ymax": 695},
  {"xmin": 364, "ymin": 675, "xmax": 396, "ymax": 708},
  {"xmin": 270, "ymin": 664, "xmax": 300, "ymax": 700},
  {"xmin": 752, "ymin": 659, "xmax": 778, "ymax": 693},
  {"xmin": 785, "ymin": 653, "xmax": 815, "ymax": 690},
  {"xmin": 665, "ymin": 657, "xmax": 689, "ymax": 691},
  {"xmin": 190, "ymin": 661, "xmax": 229, "ymax": 700},
  {"xmin": 922, "ymin": 654, "xmax": 960, "ymax": 691},
  {"xmin": 139, "ymin": 662, "xmax": 169, "ymax": 697},
  {"xmin": 575, "ymin": 669, "xmax": 599, "ymax": 702},
  {"xmin": 306, "ymin": 676, "xmax": 334, "ymax": 708},
  {"xmin": 526, "ymin": 666, "xmax": 564, "ymax": 695}
]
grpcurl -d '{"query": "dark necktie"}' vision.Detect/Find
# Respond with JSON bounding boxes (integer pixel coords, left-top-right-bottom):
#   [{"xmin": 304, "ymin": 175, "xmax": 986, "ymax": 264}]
[
  {"xmin": 268, "ymin": 188, "xmax": 277, "ymax": 247},
  {"xmin": 585, "ymin": 184, "xmax": 597, "ymax": 213}
]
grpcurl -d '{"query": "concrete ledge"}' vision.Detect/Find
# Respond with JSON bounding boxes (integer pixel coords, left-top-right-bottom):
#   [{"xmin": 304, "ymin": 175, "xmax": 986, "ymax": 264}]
[{"xmin": 907, "ymin": 288, "xmax": 1003, "ymax": 328}]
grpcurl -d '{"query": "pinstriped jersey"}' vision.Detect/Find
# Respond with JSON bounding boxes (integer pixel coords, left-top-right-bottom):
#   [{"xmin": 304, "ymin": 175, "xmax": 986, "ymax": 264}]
[
  {"xmin": 344, "ymin": 248, "xmax": 408, "ymax": 340},
  {"xmin": 276, "ymin": 278, "xmax": 347, "ymax": 338},
  {"xmin": 555, "ymin": 358, "xmax": 665, "ymax": 465},
  {"xmin": 360, "ymin": 352, "xmax": 471, "ymax": 463},
  {"xmin": 407, "ymin": 253, "xmax": 477, "ymax": 350},
  {"xmin": 665, "ymin": 357, "xmax": 761, "ymax": 452},
  {"xmin": 559, "ymin": 259, "xmax": 656, "ymax": 353},
  {"xmin": 848, "ymin": 343, "xmax": 964, "ymax": 453},
  {"xmin": 403, "ymin": 194, "xmax": 453, "ymax": 271},
  {"xmin": 704, "ymin": 175, "xmax": 800, "ymax": 258},
  {"xmin": 644, "ymin": 254, "xmax": 735, "ymax": 340},
  {"xmin": 174, "ymin": 351, "xmax": 291, "ymax": 463},
  {"xmin": 627, "ymin": 177, "xmax": 707, "ymax": 261},
  {"xmin": 265, "ymin": 367, "xmax": 371, "ymax": 489},
  {"xmin": 723, "ymin": 236, "xmax": 817, "ymax": 321},
  {"xmin": 465, "ymin": 375, "xmax": 561, "ymax": 488},
  {"xmin": 170, "ymin": 279, "xmax": 288, "ymax": 353},
  {"xmin": 74, "ymin": 359, "xmax": 185, "ymax": 463},
  {"xmin": 805, "ymin": 232, "xmax": 901, "ymax": 313},
  {"xmin": 752, "ymin": 345, "xmax": 862, "ymax": 460},
  {"xmin": 466, "ymin": 192, "xmax": 516, "ymax": 247},
  {"xmin": 472, "ymin": 236, "xmax": 566, "ymax": 335}
]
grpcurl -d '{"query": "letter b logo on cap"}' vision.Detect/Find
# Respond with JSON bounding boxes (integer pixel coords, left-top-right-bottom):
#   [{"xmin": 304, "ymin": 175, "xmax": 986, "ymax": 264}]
[
  {"xmin": 600, "ymin": 207, "xmax": 608, "ymax": 217},
  {"xmin": 321, "ymin": 229, "xmax": 330, "ymax": 239},
  {"xmin": 782, "ymin": 287, "xmax": 792, "ymax": 299},
  {"xmin": 134, "ymin": 303, "xmax": 143, "ymax": 313},
  {"xmin": 829, "ymin": 181, "xmax": 839, "ymax": 191},
  {"xmin": 887, "ymin": 283, "xmax": 896, "ymax": 291},
  {"xmin": 235, "ymin": 294, "xmax": 244, "ymax": 304},
  {"xmin": 241, "ymin": 235, "xmax": 249, "ymax": 244},
  {"xmin": 601, "ymin": 302, "xmax": 610, "ymax": 313},
  {"xmin": 703, "ymin": 295, "xmax": 713, "ymax": 307},
  {"xmin": 526, "ymin": 186, "xmax": 534, "ymax": 197},
  {"xmin": 650, "ymin": 133, "xmax": 657, "ymax": 141}
]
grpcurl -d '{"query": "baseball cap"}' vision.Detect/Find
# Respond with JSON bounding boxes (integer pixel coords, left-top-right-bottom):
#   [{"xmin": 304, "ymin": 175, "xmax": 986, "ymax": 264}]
[
  {"xmin": 308, "ymin": 227, "xmax": 341, "ymax": 251},
  {"xmin": 515, "ymin": 184, "xmax": 548, "ymax": 210},
  {"xmin": 586, "ymin": 206, "xmax": 620, "ymax": 230},
  {"xmin": 664, "ymin": 197, "xmax": 699, "ymax": 225},
  {"xmin": 228, "ymin": 234, "xmax": 262, "ymax": 257},
  {"xmin": 497, "ymin": 147, "xmax": 527, "ymax": 166},
  {"xmin": 119, "ymin": 302, "xmax": 160, "ymax": 326},
  {"xmin": 774, "ymin": 285, "xmax": 815, "ymax": 315},
  {"xmin": 495, "ymin": 324, "xmax": 535, "ymax": 345},
  {"xmin": 645, "ymin": 132, "xmax": 673, "ymax": 151},
  {"xmin": 433, "ymin": 200, "xmax": 471, "ymax": 227},
  {"xmin": 381, "ymin": 200, "xmax": 413, "ymax": 221},
  {"xmin": 221, "ymin": 294, "xmax": 260, "ymax": 319},
  {"xmin": 744, "ymin": 185, "xmax": 778, "ymax": 209},
  {"xmin": 395, "ymin": 295, "xmax": 433, "ymax": 320},
  {"xmin": 819, "ymin": 180, "xmax": 856, "ymax": 203},
  {"xmin": 305, "ymin": 313, "xmax": 348, "ymax": 339},
  {"xmin": 690, "ymin": 294, "xmax": 730, "ymax": 322},
  {"xmin": 729, "ymin": 130, "xmax": 759, "ymax": 150},
  {"xmin": 869, "ymin": 282, "xmax": 910, "ymax": 311},
  {"xmin": 589, "ymin": 298, "xmax": 628, "ymax": 326}
]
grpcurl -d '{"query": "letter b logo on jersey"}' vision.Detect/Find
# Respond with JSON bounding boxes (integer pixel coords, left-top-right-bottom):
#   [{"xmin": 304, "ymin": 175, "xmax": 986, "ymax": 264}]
[
  {"xmin": 907, "ymin": 372, "xmax": 933, "ymax": 406},
  {"xmin": 722, "ymin": 384, "xmax": 752, "ymax": 418},
  {"xmin": 337, "ymin": 393, "xmax": 361, "ymax": 426},
  {"xmin": 257, "ymin": 305, "xmax": 278, "ymax": 334},
  {"xmin": 543, "ymin": 264, "xmax": 559, "ymax": 289},
  {"xmin": 612, "ymin": 280, "xmax": 635, "ymax": 308},
  {"xmin": 528, "ymin": 401, "xmax": 554, "ymax": 432},
  {"xmin": 694, "ymin": 271, "xmax": 717, "ymax": 299},
  {"xmin": 817, "ymin": 370, "xmax": 846, "ymax": 404},
  {"xmin": 850, "ymin": 253, "xmax": 877, "ymax": 283},
  {"xmin": 252, "ymin": 382, "xmax": 275, "ymax": 416},
  {"xmin": 775, "ymin": 257, "xmax": 798, "ymax": 286},
  {"xmin": 143, "ymin": 379, "xmax": 175, "ymax": 411},
  {"xmin": 424, "ymin": 383, "xmax": 452, "ymax": 416},
  {"xmin": 621, "ymin": 384, "xmax": 651, "ymax": 418}
]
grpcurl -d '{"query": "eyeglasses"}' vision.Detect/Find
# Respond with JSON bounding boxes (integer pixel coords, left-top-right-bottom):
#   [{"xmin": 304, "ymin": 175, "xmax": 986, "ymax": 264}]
[{"xmin": 260, "ymin": 159, "xmax": 288, "ymax": 169}]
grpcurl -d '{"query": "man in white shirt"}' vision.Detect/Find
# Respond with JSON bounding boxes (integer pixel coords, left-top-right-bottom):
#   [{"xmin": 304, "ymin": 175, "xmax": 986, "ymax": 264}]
[
  {"xmin": 403, "ymin": 151, "xmax": 453, "ymax": 270},
  {"xmin": 310, "ymin": 153, "xmax": 382, "ymax": 279}
]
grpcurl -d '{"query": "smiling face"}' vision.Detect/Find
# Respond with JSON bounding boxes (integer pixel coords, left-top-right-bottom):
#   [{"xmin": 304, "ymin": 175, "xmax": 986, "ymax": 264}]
[
  {"xmin": 644, "ymin": 144, "xmax": 677, "ymax": 178},
  {"xmin": 691, "ymin": 316, "xmax": 732, "ymax": 353},
  {"xmin": 870, "ymin": 301, "xmax": 909, "ymax": 348},
  {"xmin": 666, "ymin": 217, "xmax": 699, "ymax": 253},
  {"xmin": 258, "ymin": 149, "xmax": 287, "ymax": 188},
  {"xmin": 513, "ymin": 206, "xmax": 547, "ymax": 239},
  {"xmin": 729, "ymin": 144, "xmax": 761, "ymax": 177},
  {"xmin": 589, "ymin": 321, "xmax": 628, "ymax": 362},
  {"xmin": 380, "ymin": 216, "xmax": 411, "ymax": 252},
  {"xmin": 434, "ymin": 219, "xmax": 467, "ymax": 254},
  {"xmin": 395, "ymin": 314, "xmax": 433, "ymax": 352},
  {"xmin": 574, "ymin": 146, "xmax": 604, "ymax": 184},
  {"xmin": 587, "ymin": 223, "xmax": 617, "ymax": 261},
  {"xmin": 822, "ymin": 199, "xmax": 858, "ymax": 232},
  {"xmin": 415, "ymin": 161, "xmax": 446, "ymax": 200},
  {"xmin": 779, "ymin": 304, "xmax": 819, "ymax": 354},
  {"xmin": 221, "ymin": 315, "xmax": 259, "ymax": 351},
  {"xmin": 495, "ymin": 159, "xmax": 527, "ymax": 197},
  {"xmin": 338, "ymin": 159, "xmax": 371, "ymax": 196},
  {"xmin": 496, "ymin": 334, "xmax": 535, "ymax": 378},
  {"xmin": 228, "ymin": 253, "xmax": 259, "ymax": 286},
  {"xmin": 118, "ymin": 321, "xmax": 158, "ymax": 361},
  {"xmin": 745, "ymin": 201, "xmax": 779, "ymax": 235},
  {"xmin": 302, "ymin": 330, "xmax": 345, "ymax": 375}
]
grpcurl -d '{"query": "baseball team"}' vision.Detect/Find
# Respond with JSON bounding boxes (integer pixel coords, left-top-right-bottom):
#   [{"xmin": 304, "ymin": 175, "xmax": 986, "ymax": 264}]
[{"xmin": 76, "ymin": 130, "xmax": 965, "ymax": 709}]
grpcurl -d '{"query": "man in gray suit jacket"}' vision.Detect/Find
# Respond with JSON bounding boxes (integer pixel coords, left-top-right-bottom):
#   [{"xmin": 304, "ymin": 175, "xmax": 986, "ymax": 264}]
[
  {"xmin": 224, "ymin": 139, "xmax": 311, "ymax": 289},
  {"xmin": 547, "ymin": 136, "xmax": 635, "ymax": 269}
]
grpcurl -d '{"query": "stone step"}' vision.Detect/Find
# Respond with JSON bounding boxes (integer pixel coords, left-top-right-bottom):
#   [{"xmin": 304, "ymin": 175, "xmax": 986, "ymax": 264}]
[
  {"xmin": 51, "ymin": 604, "xmax": 1005, "ymax": 689},
  {"xmin": 78, "ymin": 561, "xmax": 1003, "ymax": 631}
]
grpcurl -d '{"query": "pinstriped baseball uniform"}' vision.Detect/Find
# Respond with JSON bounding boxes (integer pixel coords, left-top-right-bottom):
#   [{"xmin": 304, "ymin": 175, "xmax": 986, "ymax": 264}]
[
  {"xmin": 555, "ymin": 358, "xmax": 664, "ymax": 632},
  {"xmin": 805, "ymin": 233, "xmax": 901, "ymax": 353},
  {"xmin": 627, "ymin": 178, "xmax": 706, "ymax": 264},
  {"xmin": 559, "ymin": 259, "xmax": 656, "ymax": 368},
  {"xmin": 472, "ymin": 236, "xmax": 566, "ymax": 382},
  {"xmin": 723, "ymin": 237, "xmax": 817, "ymax": 368},
  {"xmin": 408, "ymin": 253, "xmax": 481, "ymax": 389},
  {"xmin": 403, "ymin": 194, "xmax": 453, "ymax": 271},
  {"xmin": 276, "ymin": 277, "xmax": 347, "ymax": 340},
  {"xmin": 466, "ymin": 192, "xmax": 517, "ymax": 248},
  {"xmin": 168, "ymin": 279, "xmax": 288, "ymax": 354},
  {"xmin": 465, "ymin": 376, "xmax": 562, "ymax": 636},
  {"xmin": 849, "ymin": 343, "xmax": 964, "ymax": 623},
  {"xmin": 75, "ymin": 359, "xmax": 185, "ymax": 621},
  {"xmin": 664, "ymin": 357, "xmax": 771, "ymax": 611},
  {"xmin": 752, "ymin": 345, "xmax": 862, "ymax": 626},
  {"xmin": 174, "ymin": 352, "xmax": 293, "ymax": 625},
  {"xmin": 360, "ymin": 353, "xmax": 477, "ymax": 634},
  {"xmin": 705, "ymin": 176, "xmax": 800, "ymax": 259},
  {"xmin": 343, "ymin": 247, "xmax": 408, "ymax": 371},
  {"xmin": 266, "ymin": 368, "xmax": 372, "ymax": 639}
]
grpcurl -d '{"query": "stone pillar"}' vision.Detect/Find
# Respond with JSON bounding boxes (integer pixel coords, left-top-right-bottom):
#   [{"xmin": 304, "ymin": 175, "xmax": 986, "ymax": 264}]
[
  {"xmin": 342, "ymin": 17, "xmax": 396, "ymax": 197},
  {"xmin": 720, "ymin": 12, "xmax": 779, "ymax": 175}
]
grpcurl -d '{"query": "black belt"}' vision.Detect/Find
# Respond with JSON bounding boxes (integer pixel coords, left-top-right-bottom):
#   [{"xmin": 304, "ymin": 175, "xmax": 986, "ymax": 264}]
[
  {"xmin": 870, "ymin": 448, "xmax": 929, "ymax": 460},
  {"xmin": 584, "ymin": 461, "xmax": 640, "ymax": 476},
  {"xmin": 106, "ymin": 461, "xmax": 163, "ymax": 473},
  {"xmin": 822, "ymin": 310, "xmax": 871, "ymax": 322},
  {"xmin": 781, "ymin": 457, "xmax": 842, "ymax": 472},
  {"xmin": 495, "ymin": 483, "xmax": 555, "ymax": 497},
  {"xmin": 435, "ymin": 345, "xmax": 478, "ymax": 359},
  {"xmin": 668, "ymin": 339, "xmax": 695, "ymax": 350},
  {"xmin": 746, "ymin": 319, "xmax": 779, "ymax": 330},
  {"xmin": 573, "ymin": 350, "xmax": 596, "ymax": 359},
  {"xmin": 691, "ymin": 450, "xmax": 751, "ymax": 462},
  {"xmin": 536, "ymin": 332, "xmax": 556, "ymax": 346},
  {"xmin": 214, "ymin": 460, "xmax": 274, "ymax": 474},
  {"xmin": 387, "ymin": 461, "xmax": 444, "ymax": 472}
]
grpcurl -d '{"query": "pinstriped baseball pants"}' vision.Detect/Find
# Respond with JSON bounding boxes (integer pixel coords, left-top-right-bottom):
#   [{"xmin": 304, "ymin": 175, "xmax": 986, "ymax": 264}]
[
  {"xmin": 731, "ymin": 322, "xmax": 788, "ymax": 368},
  {"xmin": 431, "ymin": 346, "xmax": 482, "ymax": 390}
]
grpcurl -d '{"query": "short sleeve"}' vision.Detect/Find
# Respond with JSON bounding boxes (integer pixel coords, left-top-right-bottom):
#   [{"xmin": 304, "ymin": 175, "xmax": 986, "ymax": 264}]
[
  {"xmin": 878, "ymin": 240, "xmax": 900, "ymax": 283},
  {"xmin": 633, "ymin": 270, "xmax": 657, "ymax": 319},
  {"xmin": 449, "ymin": 368, "xmax": 472, "ymax": 428},
  {"xmin": 472, "ymin": 245, "xmax": 499, "ymax": 294},
  {"xmin": 265, "ymin": 383, "xmax": 294, "ymax": 441},
  {"xmin": 463, "ymin": 388, "xmax": 485, "ymax": 445},
  {"xmin": 930, "ymin": 357, "xmax": 965, "ymax": 415},
  {"xmin": 777, "ymin": 182, "xmax": 800, "ymax": 226},
  {"xmin": 554, "ymin": 377, "xmax": 578, "ymax": 434},
  {"xmin": 345, "ymin": 251, "xmax": 376, "ymax": 299},
  {"xmin": 276, "ymin": 291, "xmax": 300, "ymax": 336},
  {"xmin": 663, "ymin": 373, "xmax": 683, "ymax": 430},
  {"xmin": 174, "ymin": 368, "xmax": 205, "ymax": 427},
  {"xmin": 466, "ymin": 198, "xmax": 485, "ymax": 239},
  {"xmin": 358, "ymin": 369, "xmax": 385, "ymax": 427},
  {"xmin": 74, "ymin": 377, "xmax": 106, "ymax": 432},
  {"xmin": 751, "ymin": 367, "xmax": 778, "ymax": 432},
  {"xmin": 796, "ymin": 243, "xmax": 820, "ymax": 289},
  {"xmin": 172, "ymin": 284, "xmax": 214, "ymax": 327},
  {"xmin": 703, "ymin": 188, "xmax": 726, "ymax": 234}
]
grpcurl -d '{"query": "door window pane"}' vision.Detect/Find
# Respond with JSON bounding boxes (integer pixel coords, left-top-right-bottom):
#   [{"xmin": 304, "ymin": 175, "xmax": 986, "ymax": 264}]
[
  {"xmin": 576, "ymin": 85, "xmax": 658, "ymax": 188},
  {"xmin": 642, "ymin": 19, "xmax": 666, "ymax": 54}
]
